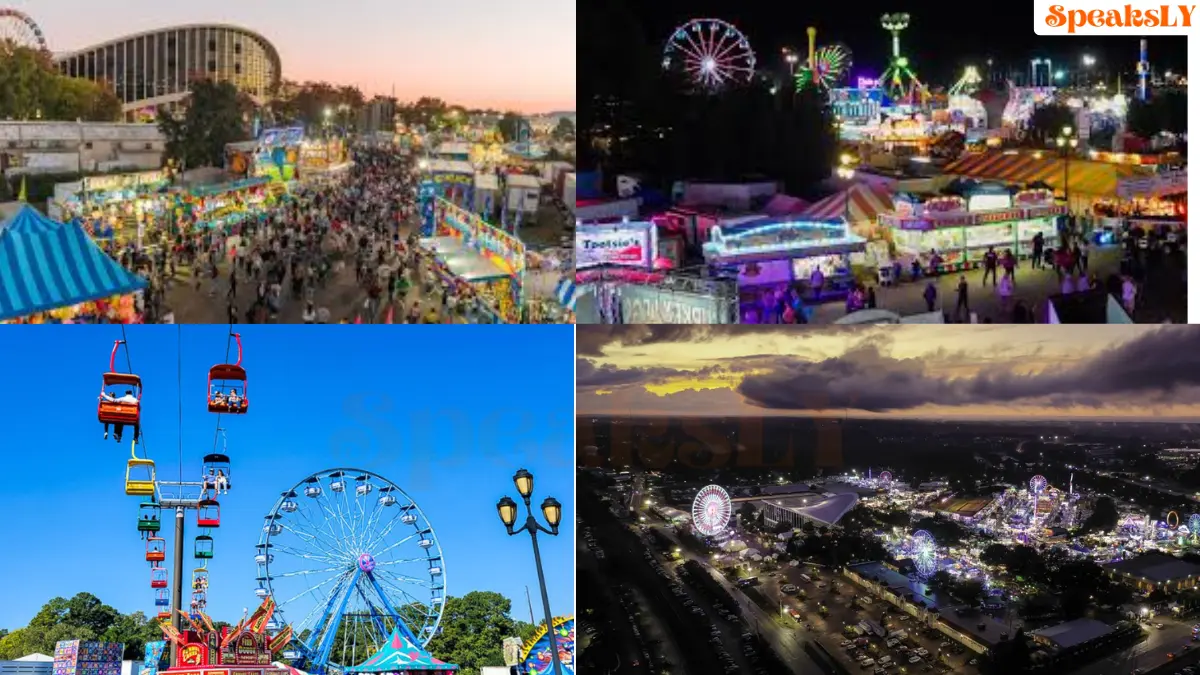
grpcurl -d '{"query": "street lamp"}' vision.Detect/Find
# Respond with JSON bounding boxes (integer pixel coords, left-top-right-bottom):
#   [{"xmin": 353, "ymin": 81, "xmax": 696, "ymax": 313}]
[
  {"xmin": 1055, "ymin": 126, "xmax": 1078, "ymax": 213},
  {"xmin": 835, "ymin": 154, "xmax": 856, "ymax": 223},
  {"xmin": 497, "ymin": 469, "xmax": 564, "ymax": 675},
  {"xmin": 782, "ymin": 47, "xmax": 800, "ymax": 76}
]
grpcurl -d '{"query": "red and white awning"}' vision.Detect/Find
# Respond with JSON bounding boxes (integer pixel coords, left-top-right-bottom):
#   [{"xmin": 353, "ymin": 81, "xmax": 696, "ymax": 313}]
[{"xmin": 802, "ymin": 183, "xmax": 894, "ymax": 224}]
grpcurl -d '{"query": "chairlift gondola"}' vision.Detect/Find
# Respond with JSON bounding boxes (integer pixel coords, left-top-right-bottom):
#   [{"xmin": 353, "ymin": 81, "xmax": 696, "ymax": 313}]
[
  {"xmin": 202, "ymin": 453, "xmax": 232, "ymax": 493},
  {"xmin": 98, "ymin": 341, "xmax": 142, "ymax": 437},
  {"xmin": 154, "ymin": 589, "xmax": 170, "ymax": 607},
  {"xmin": 197, "ymin": 499, "xmax": 221, "ymax": 528},
  {"xmin": 195, "ymin": 535, "xmax": 214, "ymax": 559},
  {"xmin": 146, "ymin": 536, "xmax": 166, "ymax": 562},
  {"xmin": 151, "ymin": 565, "xmax": 168, "ymax": 589},
  {"xmin": 208, "ymin": 333, "xmax": 248, "ymax": 414},
  {"xmin": 138, "ymin": 501, "xmax": 161, "ymax": 535}
]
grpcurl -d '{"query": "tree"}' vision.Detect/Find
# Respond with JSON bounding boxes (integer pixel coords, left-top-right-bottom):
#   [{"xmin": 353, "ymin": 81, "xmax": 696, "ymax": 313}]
[
  {"xmin": 269, "ymin": 80, "xmax": 365, "ymax": 131},
  {"xmin": 424, "ymin": 592, "xmax": 530, "ymax": 675},
  {"xmin": 1082, "ymin": 496, "xmax": 1119, "ymax": 534},
  {"xmin": 956, "ymin": 579, "xmax": 985, "ymax": 609},
  {"xmin": 158, "ymin": 79, "xmax": 251, "ymax": 169},
  {"xmin": 498, "ymin": 113, "xmax": 527, "ymax": 143},
  {"xmin": 551, "ymin": 117, "xmax": 575, "ymax": 141},
  {"xmin": 928, "ymin": 570, "xmax": 954, "ymax": 590},
  {"xmin": 1026, "ymin": 103, "xmax": 1075, "ymax": 146},
  {"xmin": 1126, "ymin": 91, "xmax": 1187, "ymax": 138},
  {"xmin": 0, "ymin": 43, "xmax": 120, "ymax": 122},
  {"xmin": 980, "ymin": 543, "xmax": 1010, "ymax": 567}
]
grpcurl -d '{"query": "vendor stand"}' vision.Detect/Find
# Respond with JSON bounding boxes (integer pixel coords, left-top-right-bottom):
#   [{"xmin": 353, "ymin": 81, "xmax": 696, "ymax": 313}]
[
  {"xmin": 183, "ymin": 177, "xmax": 274, "ymax": 231},
  {"xmin": 0, "ymin": 205, "xmax": 147, "ymax": 323},
  {"xmin": 430, "ymin": 198, "xmax": 526, "ymax": 323},
  {"xmin": 879, "ymin": 186, "xmax": 1063, "ymax": 273},
  {"xmin": 52, "ymin": 170, "xmax": 172, "ymax": 246},
  {"xmin": 418, "ymin": 159, "xmax": 475, "ymax": 235},
  {"xmin": 702, "ymin": 218, "xmax": 867, "ymax": 314}
]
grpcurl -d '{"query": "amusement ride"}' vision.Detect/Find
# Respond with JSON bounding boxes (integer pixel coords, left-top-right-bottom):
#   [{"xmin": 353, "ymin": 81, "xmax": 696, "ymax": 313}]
[
  {"xmin": 692, "ymin": 484, "xmax": 733, "ymax": 537},
  {"xmin": 910, "ymin": 530, "xmax": 937, "ymax": 577},
  {"xmin": 794, "ymin": 26, "xmax": 851, "ymax": 92},
  {"xmin": 0, "ymin": 8, "xmax": 47, "ymax": 51},
  {"xmin": 105, "ymin": 330, "xmax": 460, "ymax": 675},
  {"xmin": 879, "ymin": 13, "xmax": 922, "ymax": 104},
  {"xmin": 662, "ymin": 18, "xmax": 757, "ymax": 90},
  {"xmin": 254, "ymin": 468, "xmax": 448, "ymax": 673}
]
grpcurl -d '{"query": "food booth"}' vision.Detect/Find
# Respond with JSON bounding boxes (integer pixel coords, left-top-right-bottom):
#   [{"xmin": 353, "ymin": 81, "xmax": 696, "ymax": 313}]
[{"xmin": 879, "ymin": 186, "xmax": 1064, "ymax": 272}]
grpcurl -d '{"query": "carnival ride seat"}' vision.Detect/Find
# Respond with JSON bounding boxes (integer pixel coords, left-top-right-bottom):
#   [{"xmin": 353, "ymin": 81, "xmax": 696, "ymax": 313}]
[
  {"xmin": 99, "ymin": 340, "xmax": 142, "ymax": 427},
  {"xmin": 138, "ymin": 501, "xmax": 161, "ymax": 534},
  {"xmin": 304, "ymin": 483, "xmax": 323, "ymax": 498},
  {"xmin": 156, "ymin": 612, "xmax": 171, "ymax": 620},
  {"xmin": 355, "ymin": 475, "xmax": 374, "ymax": 496},
  {"xmin": 254, "ymin": 543, "xmax": 274, "ymax": 565},
  {"xmin": 197, "ymin": 499, "xmax": 221, "ymax": 528},
  {"xmin": 146, "ymin": 536, "xmax": 166, "ymax": 562},
  {"xmin": 329, "ymin": 471, "xmax": 346, "ymax": 492},
  {"xmin": 202, "ymin": 453, "xmax": 232, "ymax": 490},
  {"xmin": 195, "ymin": 535, "xmax": 214, "ymax": 559},
  {"xmin": 154, "ymin": 589, "xmax": 170, "ymax": 607},
  {"xmin": 151, "ymin": 566, "xmax": 168, "ymax": 589},
  {"xmin": 126, "ymin": 457, "xmax": 156, "ymax": 496},
  {"xmin": 207, "ymin": 334, "xmax": 248, "ymax": 414}
]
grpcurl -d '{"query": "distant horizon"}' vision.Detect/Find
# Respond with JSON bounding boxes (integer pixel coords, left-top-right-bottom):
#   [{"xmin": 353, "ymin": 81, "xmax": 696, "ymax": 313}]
[
  {"xmin": 9, "ymin": 0, "xmax": 576, "ymax": 114},
  {"xmin": 578, "ymin": 413, "xmax": 1198, "ymax": 424}
]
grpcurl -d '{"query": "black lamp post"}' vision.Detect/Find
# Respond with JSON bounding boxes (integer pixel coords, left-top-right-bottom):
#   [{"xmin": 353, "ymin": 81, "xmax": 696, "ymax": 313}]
[
  {"xmin": 1056, "ymin": 126, "xmax": 1078, "ymax": 216},
  {"xmin": 497, "ymin": 468, "xmax": 564, "ymax": 675}
]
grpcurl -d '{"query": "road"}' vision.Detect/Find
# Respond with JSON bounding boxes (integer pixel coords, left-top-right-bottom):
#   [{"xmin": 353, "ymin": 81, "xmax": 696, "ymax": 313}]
[{"xmin": 1070, "ymin": 617, "xmax": 1192, "ymax": 675}]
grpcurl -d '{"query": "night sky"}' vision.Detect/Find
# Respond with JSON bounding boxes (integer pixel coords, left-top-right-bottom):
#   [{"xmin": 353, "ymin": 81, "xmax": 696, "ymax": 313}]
[{"xmin": 593, "ymin": 0, "xmax": 1187, "ymax": 88}]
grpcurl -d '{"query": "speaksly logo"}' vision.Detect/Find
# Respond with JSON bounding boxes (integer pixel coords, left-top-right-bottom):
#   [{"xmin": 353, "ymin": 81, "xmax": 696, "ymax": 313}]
[{"xmin": 1041, "ymin": 3, "xmax": 1196, "ymax": 34}]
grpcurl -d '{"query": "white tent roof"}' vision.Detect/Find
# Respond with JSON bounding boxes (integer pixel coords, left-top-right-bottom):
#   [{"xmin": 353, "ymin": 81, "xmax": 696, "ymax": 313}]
[
  {"xmin": 506, "ymin": 174, "xmax": 541, "ymax": 189},
  {"xmin": 15, "ymin": 654, "xmax": 52, "ymax": 662},
  {"xmin": 475, "ymin": 173, "xmax": 500, "ymax": 191}
]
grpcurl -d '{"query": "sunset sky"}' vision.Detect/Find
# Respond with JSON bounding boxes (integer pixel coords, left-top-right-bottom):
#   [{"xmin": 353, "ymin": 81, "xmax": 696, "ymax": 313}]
[
  {"xmin": 12, "ymin": 0, "xmax": 575, "ymax": 113},
  {"xmin": 578, "ymin": 326, "xmax": 1200, "ymax": 420}
]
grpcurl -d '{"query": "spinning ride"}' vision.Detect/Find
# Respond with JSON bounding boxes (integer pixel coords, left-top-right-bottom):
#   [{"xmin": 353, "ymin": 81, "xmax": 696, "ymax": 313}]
[
  {"xmin": 794, "ymin": 26, "xmax": 850, "ymax": 91},
  {"xmin": 521, "ymin": 616, "xmax": 575, "ymax": 675},
  {"xmin": 256, "ymin": 468, "xmax": 447, "ymax": 674},
  {"xmin": 0, "ymin": 9, "xmax": 48, "ymax": 51},
  {"xmin": 691, "ymin": 484, "xmax": 732, "ymax": 537},
  {"xmin": 879, "ymin": 13, "xmax": 921, "ymax": 103},
  {"xmin": 662, "ymin": 18, "xmax": 756, "ymax": 90},
  {"xmin": 911, "ymin": 530, "xmax": 937, "ymax": 577}
]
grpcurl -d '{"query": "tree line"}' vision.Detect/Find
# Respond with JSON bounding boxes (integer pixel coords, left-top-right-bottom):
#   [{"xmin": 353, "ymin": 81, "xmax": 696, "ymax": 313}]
[{"xmin": 0, "ymin": 591, "xmax": 541, "ymax": 675}]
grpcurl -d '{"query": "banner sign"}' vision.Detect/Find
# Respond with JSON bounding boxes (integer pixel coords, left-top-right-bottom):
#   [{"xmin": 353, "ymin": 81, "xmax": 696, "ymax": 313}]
[
  {"xmin": 620, "ymin": 285, "xmax": 723, "ymax": 324},
  {"xmin": 577, "ymin": 222, "xmax": 657, "ymax": 269},
  {"xmin": 1118, "ymin": 169, "xmax": 1187, "ymax": 199}
]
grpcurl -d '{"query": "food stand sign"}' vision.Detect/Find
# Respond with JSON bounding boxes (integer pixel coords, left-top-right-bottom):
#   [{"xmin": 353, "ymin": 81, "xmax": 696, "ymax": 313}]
[{"xmin": 577, "ymin": 222, "xmax": 657, "ymax": 269}]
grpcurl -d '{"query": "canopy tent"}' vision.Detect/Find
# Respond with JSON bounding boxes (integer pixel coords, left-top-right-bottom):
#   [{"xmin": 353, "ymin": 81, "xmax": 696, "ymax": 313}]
[
  {"xmin": 0, "ymin": 205, "xmax": 147, "ymax": 320},
  {"xmin": 802, "ymin": 182, "xmax": 894, "ymax": 237},
  {"xmin": 943, "ymin": 150, "xmax": 1140, "ymax": 201},
  {"xmin": 762, "ymin": 193, "xmax": 810, "ymax": 217},
  {"xmin": 345, "ymin": 625, "xmax": 457, "ymax": 673},
  {"xmin": 421, "ymin": 236, "xmax": 511, "ymax": 282}
]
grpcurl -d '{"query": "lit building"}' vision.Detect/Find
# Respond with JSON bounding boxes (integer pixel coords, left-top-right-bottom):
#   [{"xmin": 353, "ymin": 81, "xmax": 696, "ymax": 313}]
[
  {"xmin": 54, "ymin": 24, "xmax": 282, "ymax": 121},
  {"xmin": 1105, "ymin": 552, "xmax": 1200, "ymax": 592}
]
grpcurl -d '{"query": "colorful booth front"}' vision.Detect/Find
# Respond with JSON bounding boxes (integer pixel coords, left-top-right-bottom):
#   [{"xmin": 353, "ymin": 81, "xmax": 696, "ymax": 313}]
[
  {"xmin": 344, "ymin": 625, "xmax": 457, "ymax": 675},
  {"xmin": 419, "ymin": 160, "xmax": 475, "ymax": 235},
  {"xmin": 878, "ymin": 186, "xmax": 1063, "ymax": 272},
  {"xmin": 703, "ymin": 218, "xmax": 867, "ymax": 312},
  {"xmin": 521, "ymin": 616, "xmax": 574, "ymax": 675},
  {"xmin": 429, "ymin": 198, "xmax": 526, "ymax": 323},
  {"xmin": 576, "ymin": 221, "xmax": 658, "ymax": 270}
]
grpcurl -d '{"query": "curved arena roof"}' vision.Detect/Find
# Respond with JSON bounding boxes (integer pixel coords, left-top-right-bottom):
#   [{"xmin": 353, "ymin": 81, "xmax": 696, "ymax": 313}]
[{"xmin": 55, "ymin": 24, "xmax": 281, "ymax": 81}]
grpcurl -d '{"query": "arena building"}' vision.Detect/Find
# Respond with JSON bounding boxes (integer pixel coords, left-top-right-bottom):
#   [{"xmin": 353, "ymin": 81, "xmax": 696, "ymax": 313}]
[{"xmin": 53, "ymin": 24, "xmax": 281, "ymax": 120}]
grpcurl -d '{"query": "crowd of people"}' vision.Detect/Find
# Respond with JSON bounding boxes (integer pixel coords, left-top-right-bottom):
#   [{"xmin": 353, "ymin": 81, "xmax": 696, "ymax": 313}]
[{"xmin": 122, "ymin": 145, "xmax": 533, "ymax": 324}]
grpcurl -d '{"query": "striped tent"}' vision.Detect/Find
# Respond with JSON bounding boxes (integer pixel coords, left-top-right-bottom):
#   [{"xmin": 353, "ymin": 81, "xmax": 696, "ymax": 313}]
[
  {"xmin": 802, "ymin": 182, "xmax": 894, "ymax": 237},
  {"xmin": 0, "ymin": 205, "xmax": 148, "ymax": 320},
  {"xmin": 943, "ymin": 150, "xmax": 1138, "ymax": 199},
  {"xmin": 555, "ymin": 277, "xmax": 578, "ymax": 311}
]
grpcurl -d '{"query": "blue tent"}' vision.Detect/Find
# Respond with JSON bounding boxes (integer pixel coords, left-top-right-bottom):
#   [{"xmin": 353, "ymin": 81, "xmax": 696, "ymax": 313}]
[
  {"xmin": 0, "ymin": 205, "xmax": 148, "ymax": 320},
  {"xmin": 345, "ymin": 624, "xmax": 458, "ymax": 673}
]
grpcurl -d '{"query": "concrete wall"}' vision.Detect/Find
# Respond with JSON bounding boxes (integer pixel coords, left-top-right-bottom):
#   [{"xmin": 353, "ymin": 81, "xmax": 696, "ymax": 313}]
[{"xmin": 0, "ymin": 122, "xmax": 164, "ymax": 175}]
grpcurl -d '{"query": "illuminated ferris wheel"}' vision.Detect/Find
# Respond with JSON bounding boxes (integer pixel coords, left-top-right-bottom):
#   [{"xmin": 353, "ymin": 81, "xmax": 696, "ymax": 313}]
[
  {"xmin": 692, "ymin": 484, "xmax": 732, "ymax": 536},
  {"xmin": 0, "ymin": 9, "xmax": 47, "ymax": 51},
  {"xmin": 911, "ymin": 530, "xmax": 937, "ymax": 577},
  {"xmin": 1029, "ymin": 475, "xmax": 1048, "ymax": 494},
  {"xmin": 662, "ymin": 18, "xmax": 756, "ymax": 90}
]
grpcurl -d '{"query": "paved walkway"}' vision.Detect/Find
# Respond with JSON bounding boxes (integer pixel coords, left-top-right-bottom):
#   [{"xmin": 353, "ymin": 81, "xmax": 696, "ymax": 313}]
[{"xmin": 808, "ymin": 246, "xmax": 1186, "ymax": 324}]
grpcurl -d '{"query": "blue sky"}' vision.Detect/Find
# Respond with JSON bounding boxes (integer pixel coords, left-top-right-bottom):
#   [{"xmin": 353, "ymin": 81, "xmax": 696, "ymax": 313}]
[{"xmin": 0, "ymin": 326, "xmax": 574, "ymax": 631}]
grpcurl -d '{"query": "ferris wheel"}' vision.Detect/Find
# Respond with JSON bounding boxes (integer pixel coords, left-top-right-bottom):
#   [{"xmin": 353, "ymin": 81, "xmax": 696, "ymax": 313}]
[
  {"xmin": 662, "ymin": 18, "xmax": 756, "ymax": 90},
  {"xmin": 910, "ymin": 530, "xmax": 937, "ymax": 577},
  {"xmin": 878, "ymin": 471, "xmax": 893, "ymax": 484},
  {"xmin": 0, "ymin": 9, "xmax": 47, "ymax": 51},
  {"xmin": 692, "ymin": 484, "xmax": 732, "ymax": 537},
  {"xmin": 1029, "ymin": 475, "xmax": 1048, "ymax": 494},
  {"xmin": 256, "ymin": 468, "xmax": 447, "ymax": 674}
]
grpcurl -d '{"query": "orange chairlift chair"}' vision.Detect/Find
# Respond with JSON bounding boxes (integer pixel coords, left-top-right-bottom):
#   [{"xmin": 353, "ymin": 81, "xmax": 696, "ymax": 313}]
[
  {"xmin": 146, "ymin": 536, "xmax": 166, "ymax": 562},
  {"xmin": 99, "ymin": 340, "xmax": 142, "ymax": 443},
  {"xmin": 208, "ymin": 333, "xmax": 248, "ymax": 414}
]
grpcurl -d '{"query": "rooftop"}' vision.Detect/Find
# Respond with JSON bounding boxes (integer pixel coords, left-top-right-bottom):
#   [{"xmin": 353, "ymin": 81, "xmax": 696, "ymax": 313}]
[
  {"xmin": 754, "ymin": 492, "xmax": 859, "ymax": 527},
  {"xmin": 1030, "ymin": 618, "xmax": 1115, "ymax": 649},
  {"xmin": 1106, "ymin": 552, "xmax": 1200, "ymax": 583}
]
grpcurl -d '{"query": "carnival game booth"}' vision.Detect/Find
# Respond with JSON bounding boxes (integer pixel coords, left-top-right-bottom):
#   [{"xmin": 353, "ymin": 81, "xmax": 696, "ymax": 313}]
[
  {"xmin": 428, "ymin": 198, "xmax": 526, "ymax": 323},
  {"xmin": 702, "ymin": 218, "xmax": 867, "ymax": 313},
  {"xmin": 0, "ymin": 205, "xmax": 147, "ymax": 323},
  {"xmin": 942, "ymin": 149, "xmax": 1142, "ymax": 215},
  {"xmin": 419, "ymin": 160, "xmax": 475, "ymax": 236},
  {"xmin": 157, "ymin": 596, "xmax": 292, "ymax": 675},
  {"xmin": 298, "ymin": 138, "xmax": 350, "ymax": 176},
  {"xmin": 184, "ymin": 178, "xmax": 274, "ymax": 231},
  {"xmin": 51, "ymin": 171, "xmax": 173, "ymax": 245},
  {"xmin": 878, "ymin": 185, "xmax": 1064, "ymax": 273}
]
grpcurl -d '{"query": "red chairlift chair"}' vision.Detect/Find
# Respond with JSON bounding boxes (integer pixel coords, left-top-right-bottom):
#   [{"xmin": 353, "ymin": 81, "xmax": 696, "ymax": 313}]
[
  {"xmin": 197, "ymin": 499, "xmax": 221, "ymax": 528},
  {"xmin": 208, "ymin": 333, "xmax": 248, "ymax": 414},
  {"xmin": 98, "ymin": 340, "xmax": 142, "ymax": 429}
]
